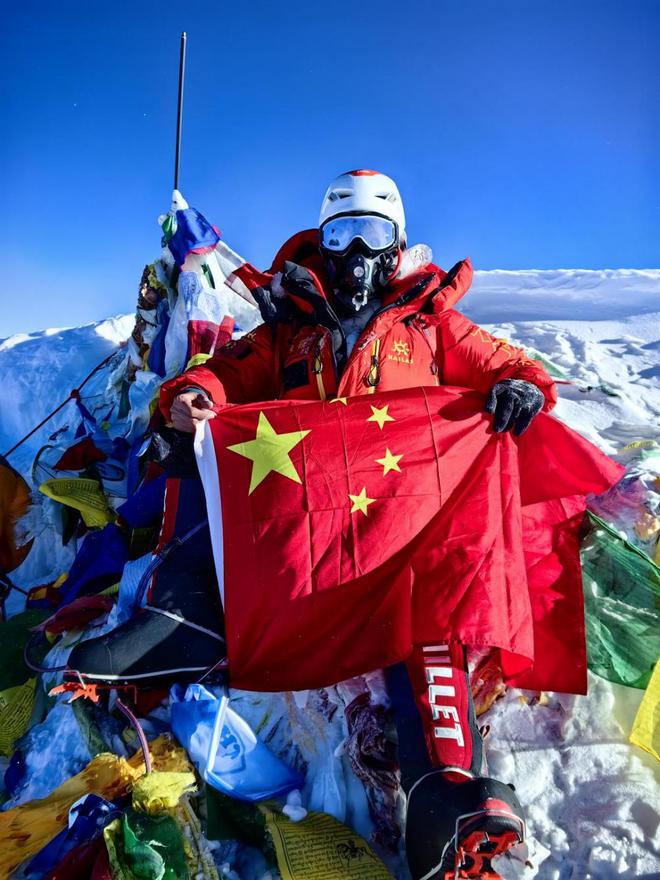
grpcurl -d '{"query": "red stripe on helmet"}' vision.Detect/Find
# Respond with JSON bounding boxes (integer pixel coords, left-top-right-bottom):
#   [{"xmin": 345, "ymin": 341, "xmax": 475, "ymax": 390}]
[{"xmin": 348, "ymin": 169, "xmax": 379, "ymax": 176}]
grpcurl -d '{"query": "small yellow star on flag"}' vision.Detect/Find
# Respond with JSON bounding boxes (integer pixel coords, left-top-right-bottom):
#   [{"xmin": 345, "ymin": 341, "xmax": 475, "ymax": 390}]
[
  {"xmin": 227, "ymin": 412, "xmax": 310, "ymax": 495},
  {"xmin": 367, "ymin": 405, "xmax": 394, "ymax": 430},
  {"xmin": 330, "ymin": 397, "xmax": 348, "ymax": 405},
  {"xmin": 348, "ymin": 487, "xmax": 375, "ymax": 516},
  {"xmin": 376, "ymin": 448, "xmax": 403, "ymax": 475}
]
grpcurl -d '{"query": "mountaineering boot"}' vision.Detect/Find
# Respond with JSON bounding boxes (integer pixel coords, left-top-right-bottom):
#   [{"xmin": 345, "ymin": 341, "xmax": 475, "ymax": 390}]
[
  {"xmin": 405, "ymin": 768, "xmax": 525, "ymax": 880},
  {"xmin": 67, "ymin": 477, "xmax": 225, "ymax": 686},
  {"xmin": 388, "ymin": 646, "xmax": 523, "ymax": 878}
]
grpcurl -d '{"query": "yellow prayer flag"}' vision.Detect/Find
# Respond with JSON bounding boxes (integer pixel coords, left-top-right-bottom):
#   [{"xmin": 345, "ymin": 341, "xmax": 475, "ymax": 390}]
[
  {"xmin": 0, "ymin": 679, "xmax": 36, "ymax": 756},
  {"xmin": 261, "ymin": 806, "xmax": 391, "ymax": 880},
  {"xmin": 39, "ymin": 478, "xmax": 114, "ymax": 528},
  {"xmin": 630, "ymin": 661, "xmax": 660, "ymax": 762},
  {"xmin": 0, "ymin": 734, "xmax": 191, "ymax": 878}
]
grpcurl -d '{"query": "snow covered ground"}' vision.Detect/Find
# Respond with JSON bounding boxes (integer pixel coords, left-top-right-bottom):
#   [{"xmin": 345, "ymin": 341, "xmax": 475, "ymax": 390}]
[{"xmin": 0, "ymin": 269, "xmax": 658, "ymax": 879}]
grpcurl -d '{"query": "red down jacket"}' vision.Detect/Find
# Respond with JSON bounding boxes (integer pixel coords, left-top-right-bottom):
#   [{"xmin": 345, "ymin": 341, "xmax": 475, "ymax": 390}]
[{"xmin": 159, "ymin": 230, "xmax": 557, "ymax": 416}]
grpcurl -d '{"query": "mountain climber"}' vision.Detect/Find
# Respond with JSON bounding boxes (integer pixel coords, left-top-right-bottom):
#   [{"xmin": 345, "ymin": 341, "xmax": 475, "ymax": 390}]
[
  {"xmin": 71, "ymin": 170, "xmax": 555, "ymax": 879},
  {"xmin": 168, "ymin": 169, "xmax": 550, "ymax": 879}
]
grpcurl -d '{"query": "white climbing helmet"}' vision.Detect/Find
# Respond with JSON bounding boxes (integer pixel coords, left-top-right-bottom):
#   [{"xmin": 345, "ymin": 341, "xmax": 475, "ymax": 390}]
[{"xmin": 319, "ymin": 169, "xmax": 406, "ymax": 237}]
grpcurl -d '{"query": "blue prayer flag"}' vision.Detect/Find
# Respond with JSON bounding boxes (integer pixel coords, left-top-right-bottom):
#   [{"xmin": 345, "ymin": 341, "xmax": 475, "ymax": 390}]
[{"xmin": 167, "ymin": 208, "xmax": 221, "ymax": 267}]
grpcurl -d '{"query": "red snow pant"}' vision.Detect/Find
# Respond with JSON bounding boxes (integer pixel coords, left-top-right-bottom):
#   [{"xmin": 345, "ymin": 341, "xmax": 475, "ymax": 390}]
[{"xmin": 406, "ymin": 643, "xmax": 482, "ymax": 775}]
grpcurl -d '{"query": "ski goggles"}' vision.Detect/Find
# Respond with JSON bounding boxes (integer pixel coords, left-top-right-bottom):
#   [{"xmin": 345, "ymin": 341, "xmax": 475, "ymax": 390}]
[{"xmin": 319, "ymin": 214, "xmax": 398, "ymax": 254}]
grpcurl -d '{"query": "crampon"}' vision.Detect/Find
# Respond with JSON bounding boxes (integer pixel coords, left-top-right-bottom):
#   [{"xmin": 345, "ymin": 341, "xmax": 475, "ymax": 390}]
[
  {"xmin": 406, "ymin": 770, "xmax": 526, "ymax": 880},
  {"xmin": 441, "ymin": 798, "xmax": 525, "ymax": 879}
]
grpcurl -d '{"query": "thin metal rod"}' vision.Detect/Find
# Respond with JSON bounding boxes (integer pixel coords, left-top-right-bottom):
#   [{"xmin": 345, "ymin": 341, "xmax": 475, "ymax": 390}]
[
  {"xmin": 117, "ymin": 698, "xmax": 153, "ymax": 773},
  {"xmin": 174, "ymin": 31, "xmax": 187, "ymax": 191}
]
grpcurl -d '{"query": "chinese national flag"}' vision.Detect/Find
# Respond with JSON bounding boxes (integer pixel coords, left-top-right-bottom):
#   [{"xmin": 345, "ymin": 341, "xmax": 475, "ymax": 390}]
[{"xmin": 195, "ymin": 387, "xmax": 622, "ymax": 694}]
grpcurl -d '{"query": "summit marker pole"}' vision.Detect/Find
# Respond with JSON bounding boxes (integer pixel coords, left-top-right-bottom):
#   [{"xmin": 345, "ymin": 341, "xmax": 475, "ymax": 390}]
[{"xmin": 174, "ymin": 31, "xmax": 187, "ymax": 191}]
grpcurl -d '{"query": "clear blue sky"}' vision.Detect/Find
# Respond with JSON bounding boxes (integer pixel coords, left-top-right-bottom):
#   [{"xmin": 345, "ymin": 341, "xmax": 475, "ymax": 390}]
[{"xmin": 3, "ymin": 1, "xmax": 658, "ymax": 337}]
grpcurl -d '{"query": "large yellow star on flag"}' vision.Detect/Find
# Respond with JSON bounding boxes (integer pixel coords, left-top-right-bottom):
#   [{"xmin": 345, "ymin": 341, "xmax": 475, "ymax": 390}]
[
  {"xmin": 376, "ymin": 448, "xmax": 403, "ymax": 475},
  {"xmin": 227, "ymin": 412, "xmax": 310, "ymax": 495},
  {"xmin": 348, "ymin": 486, "xmax": 375, "ymax": 516},
  {"xmin": 367, "ymin": 405, "xmax": 395, "ymax": 430}
]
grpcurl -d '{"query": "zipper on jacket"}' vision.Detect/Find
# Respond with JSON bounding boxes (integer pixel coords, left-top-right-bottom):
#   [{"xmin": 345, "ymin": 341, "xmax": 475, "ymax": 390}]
[
  {"xmin": 312, "ymin": 347, "xmax": 327, "ymax": 400},
  {"xmin": 312, "ymin": 303, "xmax": 347, "ymax": 380},
  {"xmin": 414, "ymin": 317, "xmax": 441, "ymax": 384},
  {"xmin": 339, "ymin": 274, "xmax": 438, "ymax": 385},
  {"xmin": 366, "ymin": 339, "xmax": 381, "ymax": 392}
]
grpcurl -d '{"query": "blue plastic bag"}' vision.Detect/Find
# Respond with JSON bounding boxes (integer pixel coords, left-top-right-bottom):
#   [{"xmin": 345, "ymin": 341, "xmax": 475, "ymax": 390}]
[{"xmin": 170, "ymin": 683, "xmax": 303, "ymax": 802}]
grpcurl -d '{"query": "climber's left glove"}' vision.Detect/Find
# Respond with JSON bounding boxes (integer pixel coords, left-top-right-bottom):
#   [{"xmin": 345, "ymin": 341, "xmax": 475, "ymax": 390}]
[
  {"xmin": 144, "ymin": 426, "xmax": 198, "ymax": 478},
  {"xmin": 485, "ymin": 379, "xmax": 545, "ymax": 436}
]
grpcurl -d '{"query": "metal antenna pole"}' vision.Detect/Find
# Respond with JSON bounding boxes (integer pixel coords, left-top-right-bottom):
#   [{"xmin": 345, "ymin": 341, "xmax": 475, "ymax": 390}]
[{"xmin": 174, "ymin": 31, "xmax": 187, "ymax": 191}]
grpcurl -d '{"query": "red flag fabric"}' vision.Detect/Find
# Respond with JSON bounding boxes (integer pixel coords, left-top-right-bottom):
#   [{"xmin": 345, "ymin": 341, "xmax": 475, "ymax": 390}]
[
  {"xmin": 194, "ymin": 386, "xmax": 622, "ymax": 694},
  {"xmin": 54, "ymin": 437, "xmax": 107, "ymax": 472}
]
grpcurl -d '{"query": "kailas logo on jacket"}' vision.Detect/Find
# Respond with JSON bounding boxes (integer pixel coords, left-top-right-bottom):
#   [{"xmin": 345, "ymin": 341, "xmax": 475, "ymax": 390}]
[{"xmin": 388, "ymin": 339, "xmax": 414, "ymax": 365}]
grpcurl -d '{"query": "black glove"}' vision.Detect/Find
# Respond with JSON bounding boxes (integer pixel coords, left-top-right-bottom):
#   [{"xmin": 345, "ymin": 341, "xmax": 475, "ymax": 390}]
[
  {"xmin": 143, "ymin": 427, "xmax": 198, "ymax": 478},
  {"xmin": 485, "ymin": 379, "xmax": 545, "ymax": 436}
]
